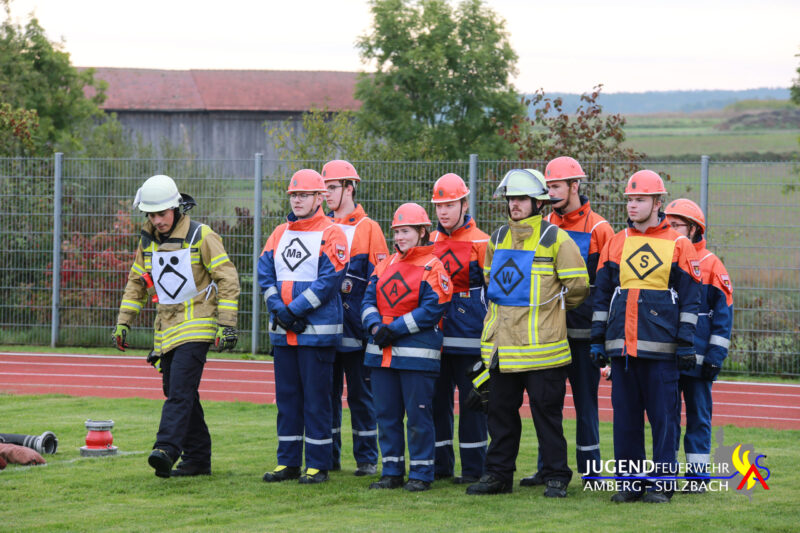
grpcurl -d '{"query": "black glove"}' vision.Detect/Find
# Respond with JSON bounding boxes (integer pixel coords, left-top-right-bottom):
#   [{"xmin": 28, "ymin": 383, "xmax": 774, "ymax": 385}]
[
  {"xmin": 676, "ymin": 345, "xmax": 697, "ymax": 372},
  {"xmin": 274, "ymin": 307, "xmax": 307, "ymax": 334},
  {"xmin": 372, "ymin": 325, "xmax": 395, "ymax": 349},
  {"xmin": 146, "ymin": 351, "xmax": 162, "ymax": 373},
  {"xmin": 589, "ymin": 343, "xmax": 608, "ymax": 369},
  {"xmin": 465, "ymin": 360, "xmax": 490, "ymax": 414},
  {"xmin": 701, "ymin": 361, "xmax": 721, "ymax": 381},
  {"xmin": 214, "ymin": 326, "xmax": 238, "ymax": 352}
]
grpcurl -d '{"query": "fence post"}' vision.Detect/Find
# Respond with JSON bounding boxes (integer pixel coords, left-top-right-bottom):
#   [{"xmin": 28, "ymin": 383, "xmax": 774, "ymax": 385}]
[
  {"xmin": 50, "ymin": 152, "xmax": 63, "ymax": 347},
  {"xmin": 700, "ymin": 155, "xmax": 710, "ymax": 224},
  {"xmin": 468, "ymin": 154, "xmax": 478, "ymax": 219},
  {"xmin": 251, "ymin": 154, "xmax": 263, "ymax": 355}
]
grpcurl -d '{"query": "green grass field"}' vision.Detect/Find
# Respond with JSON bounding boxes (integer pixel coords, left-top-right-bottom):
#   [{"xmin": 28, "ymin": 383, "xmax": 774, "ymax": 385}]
[{"xmin": 1, "ymin": 394, "xmax": 796, "ymax": 532}]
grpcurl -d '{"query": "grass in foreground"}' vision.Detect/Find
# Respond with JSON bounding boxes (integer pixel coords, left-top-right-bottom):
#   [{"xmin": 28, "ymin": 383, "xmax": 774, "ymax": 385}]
[{"xmin": 0, "ymin": 395, "xmax": 797, "ymax": 532}]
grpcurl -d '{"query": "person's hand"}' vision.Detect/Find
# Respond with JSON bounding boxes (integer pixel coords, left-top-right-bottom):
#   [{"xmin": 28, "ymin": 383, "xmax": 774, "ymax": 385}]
[
  {"xmin": 676, "ymin": 346, "xmax": 697, "ymax": 372},
  {"xmin": 589, "ymin": 344, "xmax": 608, "ymax": 369},
  {"xmin": 701, "ymin": 361, "xmax": 721, "ymax": 381},
  {"xmin": 372, "ymin": 325, "xmax": 395, "ymax": 349},
  {"xmin": 214, "ymin": 326, "xmax": 238, "ymax": 352},
  {"xmin": 146, "ymin": 350, "xmax": 162, "ymax": 373},
  {"xmin": 112, "ymin": 324, "xmax": 130, "ymax": 351}
]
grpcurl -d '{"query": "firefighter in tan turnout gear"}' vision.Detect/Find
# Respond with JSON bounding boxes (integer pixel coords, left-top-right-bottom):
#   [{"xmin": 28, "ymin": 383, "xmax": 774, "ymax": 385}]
[{"xmin": 112, "ymin": 174, "xmax": 240, "ymax": 478}]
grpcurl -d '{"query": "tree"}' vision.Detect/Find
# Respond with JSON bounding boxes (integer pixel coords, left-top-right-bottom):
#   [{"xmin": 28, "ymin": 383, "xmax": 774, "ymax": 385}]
[
  {"xmin": 355, "ymin": 0, "xmax": 523, "ymax": 160},
  {"xmin": 497, "ymin": 85, "xmax": 646, "ymax": 221},
  {"xmin": 0, "ymin": 102, "xmax": 37, "ymax": 155},
  {"xmin": 0, "ymin": 3, "xmax": 108, "ymax": 155}
]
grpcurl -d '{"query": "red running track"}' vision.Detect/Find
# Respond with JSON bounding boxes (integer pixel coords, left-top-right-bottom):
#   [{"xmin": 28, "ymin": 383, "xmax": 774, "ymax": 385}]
[{"xmin": 1, "ymin": 351, "xmax": 799, "ymax": 430}]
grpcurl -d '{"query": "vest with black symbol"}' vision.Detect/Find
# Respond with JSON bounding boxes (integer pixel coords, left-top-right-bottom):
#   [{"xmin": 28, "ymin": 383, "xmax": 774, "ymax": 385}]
[
  {"xmin": 148, "ymin": 222, "xmax": 204, "ymax": 305},
  {"xmin": 275, "ymin": 229, "xmax": 322, "ymax": 282},
  {"xmin": 486, "ymin": 223, "xmax": 559, "ymax": 307}
]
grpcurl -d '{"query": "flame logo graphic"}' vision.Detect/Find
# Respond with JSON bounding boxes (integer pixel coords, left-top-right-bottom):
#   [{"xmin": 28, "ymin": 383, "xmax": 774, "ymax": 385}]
[{"xmin": 732, "ymin": 444, "xmax": 756, "ymax": 490}]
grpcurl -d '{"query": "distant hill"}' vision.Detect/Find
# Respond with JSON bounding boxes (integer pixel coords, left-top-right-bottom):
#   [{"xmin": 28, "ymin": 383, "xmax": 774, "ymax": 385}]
[{"xmin": 532, "ymin": 88, "xmax": 792, "ymax": 115}]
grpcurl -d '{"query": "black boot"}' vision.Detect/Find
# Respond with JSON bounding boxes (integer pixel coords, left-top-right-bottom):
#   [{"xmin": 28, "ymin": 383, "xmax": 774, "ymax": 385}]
[
  {"xmin": 369, "ymin": 475, "xmax": 404, "ymax": 489},
  {"xmin": 262, "ymin": 465, "xmax": 301, "ymax": 482},
  {"xmin": 466, "ymin": 474, "xmax": 512, "ymax": 495},
  {"xmin": 148, "ymin": 449, "xmax": 174, "ymax": 479}
]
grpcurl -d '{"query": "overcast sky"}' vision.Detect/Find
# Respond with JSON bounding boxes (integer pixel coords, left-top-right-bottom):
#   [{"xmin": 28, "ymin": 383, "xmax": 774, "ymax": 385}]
[{"xmin": 6, "ymin": 0, "xmax": 799, "ymax": 93}]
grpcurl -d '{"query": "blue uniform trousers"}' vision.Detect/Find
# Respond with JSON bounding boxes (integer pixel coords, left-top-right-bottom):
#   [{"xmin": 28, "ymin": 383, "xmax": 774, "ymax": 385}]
[
  {"xmin": 535, "ymin": 338, "xmax": 600, "ymax": 476},
  {"xmin": 611, "ymin": 357, "xmax": 680, "ymax": 492},
  {"xmin": 433, "ymin": 352, "xmax": 488, "ymax": 479},
  {"xmin": 274, "ymin": 345, "xmax": 335, "ymax": 470},
  {"xmin": 372, "ymin": 367, "xmax": 437, "ymax": 482},
  {"xmin": 154, "ymin": 341, "xmax": 211, "ymax": 467},
  {"xmin": 331, "ymin": 349, "xmax": 379, "ymax": 466},
  {"xmin": 677, "ymin": 374, "xmax": 713, "ymax": 479}
]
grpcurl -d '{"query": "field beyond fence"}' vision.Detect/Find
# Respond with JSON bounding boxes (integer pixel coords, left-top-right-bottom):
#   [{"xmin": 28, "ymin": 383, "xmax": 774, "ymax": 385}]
[{"xmin": 1, "ymin": 155, "xmax": 798, "ymax": 375}]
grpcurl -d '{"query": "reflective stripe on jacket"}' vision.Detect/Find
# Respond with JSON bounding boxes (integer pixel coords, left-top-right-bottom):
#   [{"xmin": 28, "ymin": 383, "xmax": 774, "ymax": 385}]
[
  {"xmin": 591, "ymin": 216, "xmax": 702, "ymax": 360},
  {"xmin": 361, "ymin": 245, "xmax": 451, "ymax": 372},
  {"xmin": 258, "ymin": 207, "xmax": 348, "ymax": 347},
  {"xmin": 117, "ymin": 214, "xmax": 240, "ymax": 354},
  {"xmin": 430, "ymin": 215, "xmax": 489, "ymax": 355},
  {"xmin": 683, "ymin": 238, "xmax": 733, "ymax": 378},
  {"xmin": 546, "ymin": 197, "xmax": 614, "ymax": 339},
  {"xmin": 329, "ymin": 204, "xmax": 389, "ymax": 352},
  {"xmin": 481, "ymin": 214, "xmax": 590, "ymax": 373}
]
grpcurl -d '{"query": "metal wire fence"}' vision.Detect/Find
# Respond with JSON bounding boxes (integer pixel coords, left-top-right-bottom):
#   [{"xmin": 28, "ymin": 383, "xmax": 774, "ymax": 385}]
[{"xmin": 1, "ymin": 155, "xmax": 798, "ymax": 375}]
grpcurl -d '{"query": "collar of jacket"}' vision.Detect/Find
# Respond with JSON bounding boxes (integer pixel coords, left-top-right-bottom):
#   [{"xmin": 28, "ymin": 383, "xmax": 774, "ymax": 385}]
[
  {"xmin": 435, "ymin": 214, "xmax": 474, "ymax": 237},
  {"xmin": 396, "ymin": 244, "xmax": 435, "ymax": 262},
  {"xmin": 507, "ymin": 213, "xmax": 542, "ymax": 239},
  {"xmin": 550, "ymin": 195, "xmax": 591, "ymax": 225},
  {"xmin": 626, "ymin": 212, "xmax": 670, "ymax": 235},
  {"xmin": 287, "ymin": 206, "xmax": 328, "ymax": 230},
  {"xmin": 144, "ymin": 212, "xmax": 190, "ymax": 244},
  {"xmin": 329, "ymin": 203, "xmax": 366, "ymax": 225},
  {"xmin": 692, "ymin": 237, "xmax": 708, "ymax": 254}
]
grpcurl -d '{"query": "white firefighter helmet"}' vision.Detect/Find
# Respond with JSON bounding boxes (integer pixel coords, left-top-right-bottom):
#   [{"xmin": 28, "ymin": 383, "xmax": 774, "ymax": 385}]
[
  {"xmin": 493, "ymin": 168, "xmax": 550, "ymax": 200},
  {"xmin": 133, "ymin": 175, "xmax": 182, "ymax": 213}
]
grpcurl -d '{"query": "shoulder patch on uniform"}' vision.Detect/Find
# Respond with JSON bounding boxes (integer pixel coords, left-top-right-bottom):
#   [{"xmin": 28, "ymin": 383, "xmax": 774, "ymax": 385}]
[
  {"xmin": 187, "ymin": 220, "xmax": 204, "ymax": 245},
  {"xmin": 335, "ymin": 243, "xmax": 346, "ymax": 262},
  {"xmin": 539, "ymin": 220, "xmax": 558, "ymax": 248},
  {"xmin": 719, "ymin": 273, "xmax": 732, "ymax": 294},
  {"xmin": 140, "ymin": 229, "xmax": 153, "ymax": 249},
  {"xmin": 440, "ymin": 273, "xmax": 451, "ymax": 294},
  {"xmin": 690, "ymin": 260, "xmax": 702, "ymax": 279},
  {"xmin": 491, "ymin": 225, "xmax": 509, "ymax": 247},
  {"xmin": 376, "ymin": 253, "xmax": 387, "ymax": 263}
]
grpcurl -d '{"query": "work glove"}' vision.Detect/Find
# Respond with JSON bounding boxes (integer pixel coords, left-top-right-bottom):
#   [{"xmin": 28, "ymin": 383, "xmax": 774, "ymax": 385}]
[
  {"xmin": 372, "ymin": 325, "xmax": 395, "ymax": 349},
  {"xmin": 214, "ymin": 326, "xmax": 238, "ymax": 352},
  {"xmin": 676, "ymin": 345, "xmax": 697, "ymax": 372},
  {"xmin": 465, "ymin": 361, "xmax": 490, "ymax": 414},
  {"xmin": 0, "ymin": 443, "xmax": 46, "ymax": 466},
  {"xmin": 589, "ymin": 344, "xmax": 608, "ymax": 369},
  {"xmin": 146, "ymin": 350, "xmax": 162, "ymax": 373},
  {"xmin": 701, "ymin": 361, "xmax": 721, "ymax": 381},
  {"xmin": 112, "ymin": 324, "xmax": 130, "ymax": 351},
  {"xmin": 272, "ymin": 308, "xmax": 307, "ymax": 334}
]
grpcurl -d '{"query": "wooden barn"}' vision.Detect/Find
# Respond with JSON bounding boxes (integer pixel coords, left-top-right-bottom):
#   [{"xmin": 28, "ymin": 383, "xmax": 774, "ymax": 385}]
[{"xmin": 88, "ymin": 68, "xmax": 360, "ymax": 161}]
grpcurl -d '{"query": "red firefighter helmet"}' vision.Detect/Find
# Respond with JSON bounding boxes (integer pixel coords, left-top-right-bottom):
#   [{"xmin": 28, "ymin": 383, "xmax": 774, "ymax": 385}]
[
  {"xmin": 431, "ymin": 173, "xmax": 470, "ymax": 203},
  {"xmin": 544, "ymin": 156, "xmax": 586, "ymax": 182},
  {"xmin": 391, "ymin": 203, "xmax": 432, "ymax": 228},
  {"xmin": 321, "ymin": 159, "xmax": 361, "ymax": 183},
  {"xmin": 287, "ymin": 169, "xmax": 326, "ymax": 194},
  {"xmin": 665, "ymin": 198, "xmax": 706, "ymax": 234},
  {"xmin": 624, "ymin": 170, "xmax": 667, "ymax": 196}
]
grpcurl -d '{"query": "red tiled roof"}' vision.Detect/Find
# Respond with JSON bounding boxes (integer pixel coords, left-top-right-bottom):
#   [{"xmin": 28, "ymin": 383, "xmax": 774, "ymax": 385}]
[{"xmin": 84, "ymin": 68, "xmax": 361, "ymax": 112}]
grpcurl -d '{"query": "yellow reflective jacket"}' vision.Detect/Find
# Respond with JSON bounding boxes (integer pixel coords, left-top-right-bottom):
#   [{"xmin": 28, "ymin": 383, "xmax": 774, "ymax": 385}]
[
  {"xmin": 480, "ymin": 214, "xmax": 589, "ymax": 374},
  {"xmin": 116, "ymin": 214, "xmax": 240, "ymax": 354}
]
